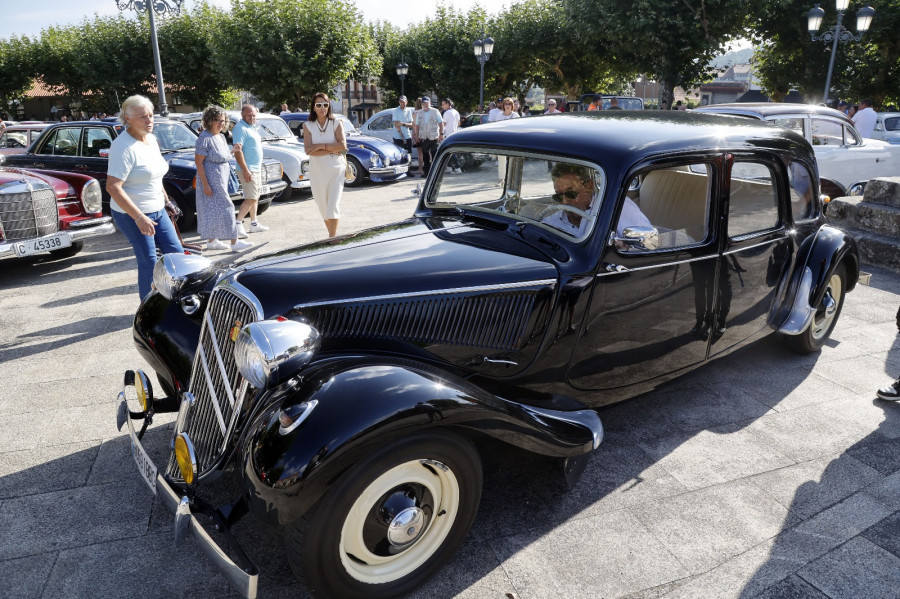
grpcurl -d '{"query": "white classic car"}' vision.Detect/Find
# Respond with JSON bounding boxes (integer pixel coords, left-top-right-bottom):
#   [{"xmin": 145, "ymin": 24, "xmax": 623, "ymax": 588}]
[
  {"xmin": 694, "ymin": 103, "xmax": 900, "ymax": 197},
  {"xmin": 177, "ymin": 111, "xmax": 310, "ymax": 201},
  {"xmin": 873, "ymin": 112, "xmax": 900, "ymax": 145}
]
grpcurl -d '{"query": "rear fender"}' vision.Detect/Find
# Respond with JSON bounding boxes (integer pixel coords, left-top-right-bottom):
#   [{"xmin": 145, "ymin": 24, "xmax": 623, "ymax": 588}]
[
  {"xmin": 770, "ymin": 225, "xmax": 858, "ymax": 334},
  {"xmin": 241, "ymin": 357, "xmax": 602, "ymax": 525}
]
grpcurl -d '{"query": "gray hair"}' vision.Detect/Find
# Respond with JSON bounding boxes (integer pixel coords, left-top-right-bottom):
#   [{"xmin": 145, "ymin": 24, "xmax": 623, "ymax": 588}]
[
  {"xmin": 119, "ymin": 95, "xmax": 154, "ymax": 123},
  {"xmin": 201, "ymin": 105, "xmax": 227, "ymax": 131}
]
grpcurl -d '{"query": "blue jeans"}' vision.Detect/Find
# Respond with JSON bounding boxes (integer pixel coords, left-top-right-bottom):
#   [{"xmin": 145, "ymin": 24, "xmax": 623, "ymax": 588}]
[{"xmin": 113, "ymin": 208, "xmax": 183, "ymax": 299}]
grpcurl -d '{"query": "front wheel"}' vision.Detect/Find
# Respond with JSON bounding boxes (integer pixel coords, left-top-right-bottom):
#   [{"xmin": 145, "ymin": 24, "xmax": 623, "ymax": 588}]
[
  {"xmin": 48, "ymin": 240, "xmax": 84, "ymax": 259},
  {"xmin": 785, "ymin": 262, "xmax": 847, "ymax": 354},
  {"xmin": 285, "ymin": 430, "xmax": 482, "ymax": 599},
  {"xmin": 344, "ymin": 156, "xmax": 365, "ymax": 187}
]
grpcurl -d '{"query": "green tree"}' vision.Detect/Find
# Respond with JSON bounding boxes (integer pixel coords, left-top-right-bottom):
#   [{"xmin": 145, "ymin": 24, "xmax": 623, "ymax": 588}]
[
  {"xmin": 0, "ymin": 36, "xmax": 35, "ymax": 119},
  {"xmin": 212, "ymin": 0, "xmax": 380, "ymax": 109},
  {"xmin": 159, "ymin": 1, "xmax": 233, "ymax": 108},
  {"xmin": 565, "ymin": 0, "xmax": 756, "ymax": 105}
]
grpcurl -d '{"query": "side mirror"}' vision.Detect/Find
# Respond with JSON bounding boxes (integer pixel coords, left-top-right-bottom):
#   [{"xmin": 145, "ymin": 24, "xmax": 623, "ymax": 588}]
[{"xmin": 613, "ymin": 225, "xmax": 659, "ymax": 251}]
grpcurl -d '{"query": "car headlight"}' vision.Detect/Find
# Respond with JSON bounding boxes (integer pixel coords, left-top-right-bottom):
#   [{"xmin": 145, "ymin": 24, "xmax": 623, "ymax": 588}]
[
  {"xmin": 234, "ymin": 319, "xmax": 320, "ymax": 389},
  {"xmin": 369, "ymin": 154, "xmax": 381, "ymax": 167},
  {"xmin": 80, "ymin": 179, "xmax": 103, "ymax": 213},
  {"xmin": 174, "ymin": 433, "xmax": 198, "ymax": 485},
  {"xmin": 301, "ymin": 161, "xmax": 309, "ymax": 175},
  {"xmin": 152, "ymin": 253, "xmax": 214, "ymax": 300}
]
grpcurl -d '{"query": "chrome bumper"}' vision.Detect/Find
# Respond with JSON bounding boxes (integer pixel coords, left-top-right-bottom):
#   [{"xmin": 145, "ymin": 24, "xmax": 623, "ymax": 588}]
[
  {"xmin": 0, "ymin": 217, "xmax": 115, "ymax": 258},
  {"xmin": 369, "ymin": 164, "xmax": 409, "ymax": 176},
  {"xmin": 116, "ymin": 386, "xmax": 258, "ymax": 599}
]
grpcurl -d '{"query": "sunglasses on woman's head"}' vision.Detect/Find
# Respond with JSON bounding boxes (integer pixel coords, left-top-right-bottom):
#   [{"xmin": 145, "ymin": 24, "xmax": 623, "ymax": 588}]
[
  {"xmin": 552, "ymin": 190, "xmax": 580, "ymax": 202},
  {"xmin": 314, "ymin": 102, "xmax": 328, "ymax": 108}
]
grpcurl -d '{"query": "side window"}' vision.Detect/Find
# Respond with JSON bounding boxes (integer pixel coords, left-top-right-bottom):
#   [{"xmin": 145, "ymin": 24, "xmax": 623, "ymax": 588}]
[
  {"xmin": 843, "ymin": 124, "xmax": 860, "ymax": 147},
  {"xmin": 811, "ymin": 119, "xmax": 842, "ymax": 146},
  {"xmin": 35, "ymin": 129, "xmax": 59, "ymax": 155},
  {"xmin": 2, "ymin": 131, "xmax": 28, "ymax": 148},
  {"xmin": 81, "ymin": 127, "xmax": 113, "ymax": 157},
  {"xmin": 728, "ymin": 162, "xmax": 779, "ymax": 237},
  {"xmin": 628, "ymin": 163, "xmax": 711, "ymax": 249},
  {"xmin": 40, "ymin": 127, "xmax": 81, "ymax": 156},
  {"xmin": 788, "ymin": 161, "xmax": 818, "ymax": 221},
  {"xmin": 370, "ymin": 115, "xmax": 392, "ymax": 131},
  {"xmin": 770, "ymin": 117, "xmax": 804, "ymax": 137}
]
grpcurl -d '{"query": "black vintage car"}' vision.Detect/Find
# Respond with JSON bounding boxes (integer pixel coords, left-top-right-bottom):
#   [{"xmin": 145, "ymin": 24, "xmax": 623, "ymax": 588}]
[
  {"xmin": 116, "ymin": 112, "xmax": 859, "ymax": 599},
  {"xmin": 2, "ymin": 119, "xmax": 286, "ymax": 230}
]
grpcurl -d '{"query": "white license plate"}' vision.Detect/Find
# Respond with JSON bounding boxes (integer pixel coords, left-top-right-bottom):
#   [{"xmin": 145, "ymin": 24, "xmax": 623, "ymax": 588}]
[
  {"xmin": 14, "ymin": 232, "xmax": 72, "ymax": 257},
  {"xmin": 129, "ymin": 425, "xmax": 158, "ymax": 494},
  {"xmin": 260, "ymin": 185, "xmax": 271, "ymax": 195}
]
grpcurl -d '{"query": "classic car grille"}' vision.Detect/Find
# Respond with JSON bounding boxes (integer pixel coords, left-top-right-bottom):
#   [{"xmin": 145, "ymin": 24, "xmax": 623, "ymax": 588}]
[
  {"xmin": 0, "ymin": 187, "xmax": 58, "ymax": 241},
  {"xmin": 310, "ymin": 291, "xmax": 537, "ymax": 351},
  {"xmin": 167, "ymin": 286, "xmax": 258, "ymax": 480},
  {"xmin": 264, "ymin": 162, "xmax": 281, "ymax": 183}
]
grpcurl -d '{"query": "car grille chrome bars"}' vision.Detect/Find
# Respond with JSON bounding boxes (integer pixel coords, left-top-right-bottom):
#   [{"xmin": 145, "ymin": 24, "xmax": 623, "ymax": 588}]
[
  {"xmin": 167, "ymin": 284, "xmax": 259, "ymax": 481},
  {"xmin": 0, "ymin": 186, "xmax": 58, "ymax": 241}
]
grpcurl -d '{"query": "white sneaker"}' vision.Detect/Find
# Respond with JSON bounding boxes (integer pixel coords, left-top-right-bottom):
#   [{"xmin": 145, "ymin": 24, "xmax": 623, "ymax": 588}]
[
  {"xmin": 206, "ymin": 239, "xmax": 229, "ymax": 251},
  {"xmin": 249, "ymin": 222, "xmax": 269, "ymax": 233},
  {"xmin": 453, "ymin": 168, "xmax": 462, "ymax": 174},
  {"xmin": 231, "ymin": 240, "xmax": 254, "ymax": 252},
  {"xmin": 236, "ymin": 222, "xmax": 249, "ymax": 238}
]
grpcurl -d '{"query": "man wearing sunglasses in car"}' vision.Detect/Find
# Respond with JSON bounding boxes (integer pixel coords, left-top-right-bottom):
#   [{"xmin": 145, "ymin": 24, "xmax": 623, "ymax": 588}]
[{"xmin": 543, "ymin": 162, "xmax": 650, "ymax": 239}]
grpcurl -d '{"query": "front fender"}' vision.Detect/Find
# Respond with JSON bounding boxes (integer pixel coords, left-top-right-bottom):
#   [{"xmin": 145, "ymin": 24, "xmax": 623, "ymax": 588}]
[
  {"xmin": 241, "ymin": 357, "xmax": 602, "ymax": 526},
  {"xmin": 770, "ymin": 225, "xmax": 858, "ymax": 334}
]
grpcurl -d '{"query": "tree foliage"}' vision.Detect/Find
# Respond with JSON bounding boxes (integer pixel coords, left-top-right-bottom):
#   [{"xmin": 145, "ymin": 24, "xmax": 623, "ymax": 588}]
[
  {"xmin": 212, "ymin": 0, "xmax": 379, "ymax": 109},
  {"xmin": 0, "ymin": 36, "xmax": 34, "ymax": 119},
  {"xmin": 564, "ymin": 0, "xmax": 756, "ymax": 105}
]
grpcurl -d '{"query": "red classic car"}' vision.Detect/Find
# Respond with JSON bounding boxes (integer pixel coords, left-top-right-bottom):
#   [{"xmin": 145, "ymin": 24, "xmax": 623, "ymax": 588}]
[{"xmin": 0, "ymin": 167, "xmax": 115, "ymax": 259}]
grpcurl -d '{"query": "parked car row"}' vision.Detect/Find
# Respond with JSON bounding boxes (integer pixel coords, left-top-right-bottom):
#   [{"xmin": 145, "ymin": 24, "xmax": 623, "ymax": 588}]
[
  {"xmin": 693, "ymin": 103, "xmax": 900, "ymax": 197},
  {"xmin": 874, "ymin": 112, "xmax": 900, "ymax": 144},
  {"xmin": 115, "ymin": 110, "xmax": 859, "ymax": 599}
]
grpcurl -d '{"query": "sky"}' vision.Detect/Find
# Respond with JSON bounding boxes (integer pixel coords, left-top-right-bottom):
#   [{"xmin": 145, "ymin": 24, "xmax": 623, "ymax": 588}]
[{"xmin": 0, "ymin": 0, "xmax": 512, "ymax": 39}]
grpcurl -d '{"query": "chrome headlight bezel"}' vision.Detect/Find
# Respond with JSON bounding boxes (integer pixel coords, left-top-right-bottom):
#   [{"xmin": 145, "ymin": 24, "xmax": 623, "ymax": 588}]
[
  {"xmin": 152, "ymin": 253, "xmax": 214, "ymax": 300},
  {"xmin": 80, "ymin": 179, "xmax": 103, "ymax": 213},
  {"xmin": 234, "ymin": 319, "xmax": 321, "ymax": 389}
]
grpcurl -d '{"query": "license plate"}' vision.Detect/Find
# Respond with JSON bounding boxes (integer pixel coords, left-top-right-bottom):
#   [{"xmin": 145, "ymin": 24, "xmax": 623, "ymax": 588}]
[
  {"xmin": 260, "ymin": 185, "xmax": 271, "ymax": 195},
  {"xmin": 128, "ymin": 422, "xmax": 158, "ymax": 494},
  {"xmin": 14, "ymin": 232, "xmax": 72, "ymax": 257}
]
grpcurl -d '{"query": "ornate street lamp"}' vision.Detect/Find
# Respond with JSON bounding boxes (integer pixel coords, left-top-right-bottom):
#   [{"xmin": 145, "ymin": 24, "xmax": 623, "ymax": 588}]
[
  {"xmin": 115, "ymin": 0, "xmax": 185, "ymax": 116},
  {"xmin": 807, "ymin": 1, "xmax": 875, "ymax": 104},
  {"xmin": 473, "ymin": 29, "xmax": 494, "ymax": 112},
  {"xmin": 396, "ymin": 58, "xmax": 409, "ymax": 98}
]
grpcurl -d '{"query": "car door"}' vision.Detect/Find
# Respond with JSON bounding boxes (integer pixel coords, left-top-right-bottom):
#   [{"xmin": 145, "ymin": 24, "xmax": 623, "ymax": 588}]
[
  {"xmin": 77, "ymin": 125, "xmax": 116, "ymax": 194},
  {"xmin": 29, "ymin": 125, "xmax": 83, "ymax": 172},
  {"xmin": 710, "ymin": 156, "xmax": 792, "ymax": 355},
  {"xmin": 568, "ymin": 158, "xmax": 721, "ymax": 391}
]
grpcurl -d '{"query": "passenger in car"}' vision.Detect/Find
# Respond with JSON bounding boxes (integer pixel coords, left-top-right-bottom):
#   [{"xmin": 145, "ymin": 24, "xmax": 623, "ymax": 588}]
[{"xmin": 543, "ymin": 162, "xmax": 650, "ymax": 238}]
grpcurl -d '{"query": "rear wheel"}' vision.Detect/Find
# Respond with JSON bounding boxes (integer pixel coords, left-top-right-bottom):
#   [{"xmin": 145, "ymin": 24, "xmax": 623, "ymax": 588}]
[
  {"xmin": 785, "ymin": 262, "xmax": 847, "ymax": 354},
  {"xmin": 285, "ymin": 430, "xmax": 482, "ymax": 599}
]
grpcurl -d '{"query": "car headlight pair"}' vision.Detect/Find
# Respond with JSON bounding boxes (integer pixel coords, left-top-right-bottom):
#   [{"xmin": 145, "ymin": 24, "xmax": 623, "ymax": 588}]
[
  {"xmin": 152, "ymin": 253, "xmax": 214, "ymax": 300},
  {"xmin": 80, "ymin": 179, "xmax": 103, "ymax": 213},
  {"xmin": 234, "ymin": 319, "xmax": 321, "ymax": 389}
]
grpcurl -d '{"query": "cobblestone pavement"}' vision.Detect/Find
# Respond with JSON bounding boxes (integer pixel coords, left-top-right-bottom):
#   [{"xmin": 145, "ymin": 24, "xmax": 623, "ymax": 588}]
[{"xmin": 2, "ymin": 178, "xmax": 900, "ymax": 599}]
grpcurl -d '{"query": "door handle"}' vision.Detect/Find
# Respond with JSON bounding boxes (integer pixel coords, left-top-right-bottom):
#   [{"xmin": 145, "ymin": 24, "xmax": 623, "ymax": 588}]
[
  {"xmin": 75, "ymin": 164, "xmax": 88, "ymax": 170},
  {"xmin": 33, "ymin": 163, "xmax": 45, "ymax": 169}
]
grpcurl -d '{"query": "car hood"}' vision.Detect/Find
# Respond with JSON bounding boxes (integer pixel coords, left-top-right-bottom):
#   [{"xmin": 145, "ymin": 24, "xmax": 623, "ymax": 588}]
[
  {"xmin": 231, "ymin": 218, "xmax": 559, "ymax": 375},
  {"xmin": 347, "ymin": 134, "xmax": 405, "ymax": 159},
  {"xmin": 261, "ymin": 140, "xmax": 309, "ymax": 160},
  {"xmin": 0, "ymin": 167, "xmax": 71, "ymax": 199}
]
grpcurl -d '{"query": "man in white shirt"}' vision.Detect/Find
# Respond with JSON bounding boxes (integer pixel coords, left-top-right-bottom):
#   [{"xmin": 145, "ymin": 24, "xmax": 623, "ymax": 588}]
[
  {"xmin": 441, "ymin": 98, "xmax": 462, "ymax": 173},
  {"xmin": 852, "ymin": 98, "xmax": 877, "ymax": 138}
]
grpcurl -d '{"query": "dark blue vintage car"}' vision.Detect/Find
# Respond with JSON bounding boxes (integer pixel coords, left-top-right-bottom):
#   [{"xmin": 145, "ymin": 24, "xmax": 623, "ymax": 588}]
[
  {"xmin": 2, "ymin": 119, "xmax": 286, "ymax": 230},
  {"xmin": 116, "ymin": 112, "xmax": 858, "ymax": 599},
  {"xmin": 280, "ymin": 112, "xmax": 411, "ymax": 186}
]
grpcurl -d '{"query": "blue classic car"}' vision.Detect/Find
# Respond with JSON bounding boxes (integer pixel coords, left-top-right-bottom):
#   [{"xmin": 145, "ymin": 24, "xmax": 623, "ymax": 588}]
[
  {"xmin": 1, "ymin": 119, "xmax": 286, "ymax": 230},
  {"xmin": 280, "ymin": 112, "xmax": 410, "ymax": 186},
  {"xmin": 116, "ymin": 112, "xmax": 858, "ymax": 599}
]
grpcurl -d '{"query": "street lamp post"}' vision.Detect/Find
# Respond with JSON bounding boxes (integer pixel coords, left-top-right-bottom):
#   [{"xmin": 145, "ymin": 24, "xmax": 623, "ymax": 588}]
[
  {"xmin": 396, "ymin": 58, "xmax": 409, "ymax": 98},
  {"xmin": 472, "ymin": 28, "xmax": 494, "ymax": 112},
  {"xmin": 116, "ymin": 0, "xmax": 184, "ymax": 116},
  {"xmin": 807, "ymin": 0, "xmax": 875, "ymax": 104}
]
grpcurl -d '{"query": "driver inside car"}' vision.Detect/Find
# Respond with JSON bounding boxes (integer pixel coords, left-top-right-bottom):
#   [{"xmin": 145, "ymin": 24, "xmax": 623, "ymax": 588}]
[{"xmin": 543, "ymin": 162, "xmax": 651, "ymax": 238}]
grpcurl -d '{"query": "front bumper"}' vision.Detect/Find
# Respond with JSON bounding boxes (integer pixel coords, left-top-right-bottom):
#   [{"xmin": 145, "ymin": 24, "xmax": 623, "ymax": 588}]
[
  {"xmin": 0, "ymin": 216, "xmax": 115, "ymax": 259},
  {"xmin": 116, "ymin": 375, "xmax": 258, "ymax": 599}
]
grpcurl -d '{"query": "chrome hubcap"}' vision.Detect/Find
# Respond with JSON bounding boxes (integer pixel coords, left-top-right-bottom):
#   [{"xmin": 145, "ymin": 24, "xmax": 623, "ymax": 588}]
[{"xmin": 387, "ymin": 506, "xmax": 426, "ymax": 547}]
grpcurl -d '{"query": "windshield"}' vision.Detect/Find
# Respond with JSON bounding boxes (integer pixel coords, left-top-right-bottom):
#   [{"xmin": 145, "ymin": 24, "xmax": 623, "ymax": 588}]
[
  {"xmin": 255, "ymin": 117, "xmax": 294, "ymax": 140},
  {"xmin": 154, "ymin": 122, "xmax": 199, "ymax": 151},
  {"xmin": 426, "ymin": 150, "xmax": 604, "ymax": 241},
  {"xmin": 336, "ymin": 116, "xmax": 360, "ymax": 136}
]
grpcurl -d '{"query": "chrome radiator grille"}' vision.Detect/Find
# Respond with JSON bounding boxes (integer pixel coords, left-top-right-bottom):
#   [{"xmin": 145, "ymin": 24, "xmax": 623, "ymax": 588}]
[
  {"xmin": 168, "ymin": 285, "xmax": 259, "ymax": 480},
  {"xmin": 264, "ymin": 162, "xmax": 281, "ymax": 183},
  {"xmin": 0, "ymin": 186, "xmax": 58, "ymax": 241},
  {"xmin": 310, "ymin": 291, "xmax": 537, "ymax": 351}
]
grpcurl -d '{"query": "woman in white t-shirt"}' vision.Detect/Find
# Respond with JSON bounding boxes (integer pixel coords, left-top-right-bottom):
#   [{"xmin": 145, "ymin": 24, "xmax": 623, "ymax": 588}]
[
  {"xmin": 106, "ymin": 95, "xmax": 183, "ymax": 299},
  {"xmin": 489, "ymin": 97, "xmax": 520, "ymax": 183}
]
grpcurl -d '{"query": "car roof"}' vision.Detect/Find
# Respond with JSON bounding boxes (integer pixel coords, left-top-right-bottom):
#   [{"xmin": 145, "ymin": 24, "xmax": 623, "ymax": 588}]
[
  {"xmin": 3, "ymin": 123, "xmax": 49, "ymax": 131},
  {"xmin": 694, "ymin": 102, "xmax": 852, "ymax": 123},
  {"xmin": 445, "ymin": 112, "xmax": 811, "ymax": 177}
]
